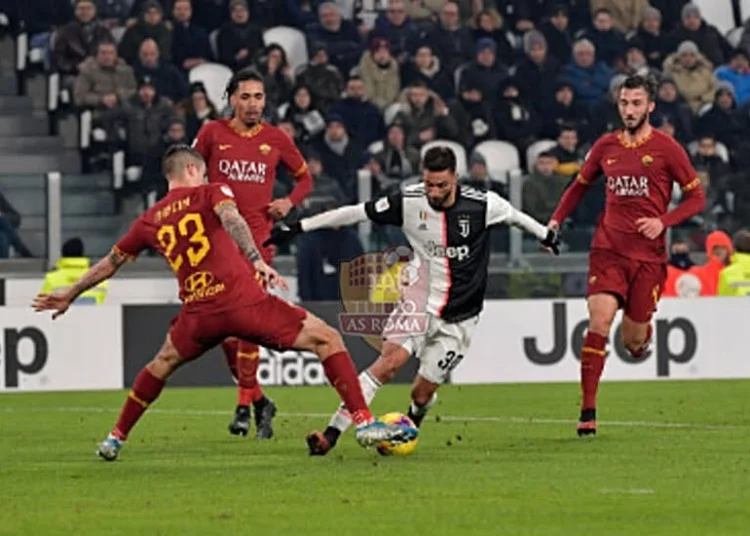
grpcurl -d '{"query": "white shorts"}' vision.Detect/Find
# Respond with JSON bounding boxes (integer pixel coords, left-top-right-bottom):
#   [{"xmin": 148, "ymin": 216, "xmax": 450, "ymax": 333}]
[{"xmin": 385, "ymin": 312, "xmax": 479, "ymax": 384}]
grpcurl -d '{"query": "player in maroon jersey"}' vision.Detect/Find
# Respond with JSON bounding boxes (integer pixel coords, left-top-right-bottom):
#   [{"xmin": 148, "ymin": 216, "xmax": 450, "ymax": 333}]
[
  {"xmin": 548, "ymin": 74, "xmax": 706, "ymax": 436},
  {"xmin": 32, "ymin": 145, "xmax": 416, "ymax": 462},
  {"xmin": 193, "ymin": 69, "xmax": 313, "ymax": 439}
]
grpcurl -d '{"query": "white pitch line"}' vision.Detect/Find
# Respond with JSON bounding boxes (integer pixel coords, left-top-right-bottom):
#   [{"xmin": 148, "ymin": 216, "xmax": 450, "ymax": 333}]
[
  {"xmin": 0, "ymin": 406, "xmax": 745, "ymax": 431},
  {"xmin": 599, "ymin": 489, "xmax": 655, "ymax": 495}
]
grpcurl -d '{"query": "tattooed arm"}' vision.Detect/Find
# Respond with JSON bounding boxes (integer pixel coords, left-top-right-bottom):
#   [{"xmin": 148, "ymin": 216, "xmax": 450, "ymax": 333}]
[
  {"xmin": 214, "ymin": 201, "xmax": 262, "ymax": 262},
  {"xmin": 67, "ymin": 248, "xmax": 129, "ymax": 302}
]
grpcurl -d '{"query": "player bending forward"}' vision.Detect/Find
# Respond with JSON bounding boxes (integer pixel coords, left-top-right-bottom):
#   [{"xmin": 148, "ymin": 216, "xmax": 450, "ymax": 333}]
[
  {"xmin": 194, "ymin": 69, "xmax": 313, "ymax": 439},
  {"xmin": 265, "ymin": 146, "xmax": 561, "ymax": 455},
  {"xmin": 33, "ymin": 145, "xmax": 416, "ymax": 461},
  {"xmin": 547, "ymin": 74, "xmax": 706, "ymax": 436}
]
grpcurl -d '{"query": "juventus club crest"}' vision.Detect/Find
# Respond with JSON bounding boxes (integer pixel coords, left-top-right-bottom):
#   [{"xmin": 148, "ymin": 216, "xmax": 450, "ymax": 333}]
[{"xmin": 458, "ymin": 216, "xmax": 471, "ymax": 238}]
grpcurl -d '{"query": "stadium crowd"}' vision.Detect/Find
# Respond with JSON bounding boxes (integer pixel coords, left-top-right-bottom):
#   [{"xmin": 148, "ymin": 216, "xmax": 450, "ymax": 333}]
[{"xmin": 3, "ymin": 0, "xmax": 750, "ymax": 297}]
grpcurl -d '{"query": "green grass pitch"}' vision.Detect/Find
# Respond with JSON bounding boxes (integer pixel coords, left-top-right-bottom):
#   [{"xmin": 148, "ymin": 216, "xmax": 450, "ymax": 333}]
[{"xmin": 1, "ymin": 381, "xmax": 749, "ymax": 535}]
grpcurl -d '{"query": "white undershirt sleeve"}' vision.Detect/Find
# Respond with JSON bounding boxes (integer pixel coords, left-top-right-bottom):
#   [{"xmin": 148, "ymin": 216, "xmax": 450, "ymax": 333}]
[
  {"xmin": 486, "ymin": 191, "xmax": 549, "ymax": 240},
  {"xmin": 300, "ymin": 204, "xmax": 369, "ymax": 232}
]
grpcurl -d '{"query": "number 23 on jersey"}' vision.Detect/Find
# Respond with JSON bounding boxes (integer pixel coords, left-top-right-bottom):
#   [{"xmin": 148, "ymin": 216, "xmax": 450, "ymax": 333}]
[{"xmin": 157, "ymin": 213, "xmax": 211, "ymax": 272}]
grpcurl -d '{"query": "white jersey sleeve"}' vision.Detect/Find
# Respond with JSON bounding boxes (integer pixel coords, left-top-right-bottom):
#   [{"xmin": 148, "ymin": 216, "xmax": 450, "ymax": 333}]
[{"xmin": 486, "ymin": 191, "xmax": 549, "ymax": 240}]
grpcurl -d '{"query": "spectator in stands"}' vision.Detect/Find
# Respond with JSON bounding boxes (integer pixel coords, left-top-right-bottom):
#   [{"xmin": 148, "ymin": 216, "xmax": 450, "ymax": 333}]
[
  {"xmin": 541, "ymin": 79, "xmax": 591, "ymax": 142},
  {"xmin": 425, "ymin": 2, "xmax": 475, "ymax": 73},
  {"xmin": 216, "ymin": 0, "xmax": 264, "ymax": 71},
  {"xmin": 53, "ymin": 0, "xmax": 113, "ymax": 76},
  {"xmin": 329, "ymin": 75, "xmax": 383, "ymax": 147},
  {"xmin": 452, "ymin": 75, "xmax": 495, "ymax": 150},
  {"xmin": 278, "ymin": 83, "xmax": 325, "ymax": 145},
  {"xmin": 121, "ymin": 74, "xmax": 175, "ymax": 171},
  {"xmin": 42, "ymin": 238, "xmax": 106, "ymax": 302},
  {"xmin": 295, "ymin": 42, "xmax": 345, "ymax": 113},
  {"xmin": 496, "ymin": 0, "xmax": 535, "ymax": 43},
  {"xmin": 724, "ymin": 165, "xmax": 750, "ymax": 231},
  {"xmin": 256, "ymin": 44, "xmax": 293, "ymax": 108},
  {"xmin": 651, "ymin": 76, "xmax": 694, "ymax": 142},
  {"xmin": 551, "ymin": 124, "xmax": 583, "ymax": 177},
  {"xmin": 697, "ymin": 83, "xmax": 748, "ymax": 164},
  {"xmin": 134, "ymin": 38, "xmax": 187, "ymax": 104},
  {"xmin": 171, "ymin": 0, "xmax": 212, "ymax": 73},
  {"xmin": 181, "ymin": 81, "xmax": 218, "ymax": 140},
  {"xmin": 370, "ymin": 0, "xmax": 419, "ymax": 63},
  {"xmin": 620, "ymin": 39, "xmax": 653, "ymax": 78},
  {"xmin": 522, "ymin": 150, "xmax": 569, "ymax": 224},
  {"xmin": 663, "ymin": 40, "xmax": 717, "ymax": 114},
  {"xmin": 718, "ymin": 230, "xmax": 750, "ymax": 296},
  {"xmin": 691, "ymin": 230, "xmax": 733, "ymax": 295},
  {"xmin": 359, "ymin": 37, "xmax": 401, "ymax": 111},
  {"xmin": 285, "ymin": 0, "xmax": 321, "ymax": 30},
  {"xmin": 74, "ymin": 38, "xmax": 137, "ymax": 134},
  {"xmin": 459, "ymin": 38, "xmax": 509, "ymax": 104},
  {"xmin": 119, "ymin": 0, "xmax": 172, "ymax": 65},
  {"xmin": 590, "ymin": 0, "xmax": 648, "ymax": 34},
  {"xmin": 663, "ymin": 239, "xmax": 699, "ymax": 297},
  {"xmin": 579, "ymin": 8, "xmax": 626, "ymax": 67},
  {"xmin": 306, "ymin": 2, "xmax": 362, "ymax": 75},
  {"xmin": 19, "ymin": 0, "xmax": 73, "ymax": 67},
  {"xmin": 633, "ymin": 6, "xmax": 668, "ymax": 70},
  {"xmin": 591, "ymin": 73, "xmax": 625, "ymax": 137},
  {"xmin": 367, "ymin": 121, "xmax": 421, "ymax": 195},
  {"xmin": 94, "ymin": 0, "xmax": 131, "ymax": 28},
  {"xmin": 540, "ymin": 4, "xmax": 573, "ymax": 66},
  {"xmin": 0, "ymin": 191, "xmax": 32, "ymax": 258},
  {"xmin": 404, "ymin": 0, "xmax": 442, "ymax": 29},
  {"xmin": 129, "ymin": 0, "xmax": 173, "ymax": 20},
  {"xmin": 649, "ymin": 0, "xmax": 688, "ymax": 33},
  {"xmin": 667, "ymin": 3, "xmax": 731, "ymax": 68},
  {"xmin": 715, "ymin": 49, "xmax": 750, "ymax": 107},
  {"xmin": 396, "ymin": 80, "xmax": 459, "ymax": 150},
  {"xmin": 312, "ymin": 114, "xmax": 361, "ymax": 202},
  {"xmin": 400, "ymin": 44, "xmax": 455, "ymax": 101},
  {"xmin": 514, "ymin": 30, "xmax": 561, "ymax": 111},
  {"xmin": 461, "ymin": 151, "xmax": 505, "ymax": 197},
  {"xmin": 692, "ymin": 134, "xmax": 731, "ymax": 188},
  {"xmin": 562, "ymin": 38, "xmax": 613, "ymax": 111},
  {"xmin": 471, "ymin": 9, "xmax": 513, "ymax": 64},
  {"xmin": 296, "ymin": 151, "xmax": 363, "ymax": 301},
  {"xmin": 493, "ymin": 78, "xmax": 542, "ymax": 153}
]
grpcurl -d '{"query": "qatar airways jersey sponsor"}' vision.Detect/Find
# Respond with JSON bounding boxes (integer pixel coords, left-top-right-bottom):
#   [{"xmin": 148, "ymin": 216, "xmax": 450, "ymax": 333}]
[
  {"xmin": 217, "ymin": 159, "xmax": 269, "ymax": 183},
  {"xmin": 607, "ymin": 175, "xmax": 650, "ymax": 197}
]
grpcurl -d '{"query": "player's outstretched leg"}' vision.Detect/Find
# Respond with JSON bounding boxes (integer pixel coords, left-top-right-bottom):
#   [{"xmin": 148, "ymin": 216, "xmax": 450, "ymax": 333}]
[
  {"xmin": 307, "ymin": 343, "xmax": 411, "ymax": 456},
  {"xmin": 97, "ymin": 335, "xmax": 183, "ymax": 461},
  {"xmin": 291, "ymin": 315, "xmax": 417, "ymax": 451},
  {"xmin": 578, "ymin": 294, "xmax": 619, "ymax": 437},
  {"xmin": 223, "ymin": 338, "xmax": 252, "ymax": 437}
]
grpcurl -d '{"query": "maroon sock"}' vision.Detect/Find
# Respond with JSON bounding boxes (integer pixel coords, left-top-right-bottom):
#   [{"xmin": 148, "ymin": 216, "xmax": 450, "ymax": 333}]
[
  {"xmin": 323, "ymin": 351, "xmax": 372, "ymax": 425},
  {"xmin": 112, "ymin": 368, "xmax": 165, "ymax": 440},
  {"xmin": 237, "ymin": 342, "xmax": 264, "ymax": 404},
  {"xmin": 581, "ymin": 331, "xmax": 607, "ymax": 411}
]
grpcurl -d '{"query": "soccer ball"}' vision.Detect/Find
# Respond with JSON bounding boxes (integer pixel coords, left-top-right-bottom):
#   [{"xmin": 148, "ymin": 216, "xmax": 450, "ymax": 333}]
[{"xmin": 376, "ymin": 412, "xmax": 418, "ymax": 457}]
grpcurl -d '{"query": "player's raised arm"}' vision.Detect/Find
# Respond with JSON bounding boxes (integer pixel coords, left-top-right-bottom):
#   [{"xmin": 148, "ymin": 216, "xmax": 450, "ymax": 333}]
[
  {"xmin": 660, "ymin": 140, "xmax": 706, "ymax": 228},
  {"xmin": 549, "ymin": 138, "xmax": 605, "ymax": 227},
  {"xmin": 486, "ymin": 191, "xmax": 561, "ymax": 254},
  {"xmin": 33, "ymin": 228, "xmax": 141, "ymax": 318}
]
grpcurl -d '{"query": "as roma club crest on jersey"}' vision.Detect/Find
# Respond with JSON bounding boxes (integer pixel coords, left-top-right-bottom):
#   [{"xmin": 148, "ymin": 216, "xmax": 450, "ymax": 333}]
[
  {"xmin": 641, "ymin": 154, "xmax": 654, "ymax": 166},
  {"xmin": 338, "ymin": 246, "xmax": 429, "ymax": 351},
  {"xmin": 259, "ymin": 143, "xmax": 272, "ymax": 155}
]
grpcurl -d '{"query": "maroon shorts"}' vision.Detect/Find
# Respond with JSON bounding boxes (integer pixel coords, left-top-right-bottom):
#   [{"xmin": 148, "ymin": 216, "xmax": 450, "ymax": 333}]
[
  {"xmin": 169, "ymin": 295, "xmax": 307, "ymax": 361},
  {"xmin": 587, "ymin": 248, "xmax": 667, "ymax": 323}
]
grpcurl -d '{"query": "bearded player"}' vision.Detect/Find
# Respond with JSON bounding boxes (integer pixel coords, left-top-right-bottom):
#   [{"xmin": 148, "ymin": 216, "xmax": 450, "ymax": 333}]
[
  {"xmin": 193, "ymin": 69, "xmax": 313, "ymax": 439},
  {"xmin": 33, "ymin": 145, "xmax": 416, "ymax": 461},
  {"xmin": 548, "ymin": 74, "xmax": 706, "ymax": 436}
]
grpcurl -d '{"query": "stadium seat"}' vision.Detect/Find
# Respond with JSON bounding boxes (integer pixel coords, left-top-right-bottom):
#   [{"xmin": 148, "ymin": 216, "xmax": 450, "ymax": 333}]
[
  {"xmin": 111, "ymin": 26, "xmax": 127, "ymax": 45},
  {"xmin": 188, "ymin": 62, "xmax": 233, "ymax": 110},
  {"xmin": 687, "ymin": 140, "xmax": 730, "ymax": 163},
  {"xmin": 742, "ymin": 0, "xmax": 750, "ymax": 22},
  {"xmin": 726, "ymin": 27, "xmax": 744, "ymax": 48},
  {"xmin": 473, "ymin": 140, "xmax": 521, "ymax": 181},
  {"xmin": 421, "ymin": 140, "xmax": 467, "ymax": 176},
  {"xmin": 454, "ymin": 64, "xmax": 467, "ymax": 94},
  {"xmin": 694, "ymin": 0, "xmax": 735, "ymax": 34},
  {"xmin": 525, "ymin": 139, "xmax": 558, "ymax": 172},
  {"xmin": 263, "ymin": 26, "xmax": 308, "ymax": 76}
]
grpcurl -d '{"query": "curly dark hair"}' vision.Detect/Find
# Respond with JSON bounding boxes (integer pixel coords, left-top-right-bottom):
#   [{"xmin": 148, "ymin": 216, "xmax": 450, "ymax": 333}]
[{"xmin": 423, "ymin": 146, "xmax": 457, "ymax": 173}]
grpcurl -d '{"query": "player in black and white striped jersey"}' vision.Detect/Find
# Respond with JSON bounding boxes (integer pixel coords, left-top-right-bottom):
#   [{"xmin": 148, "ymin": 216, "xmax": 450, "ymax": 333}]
[{"xmin": 264, "ymin": 146, "xmax": 560, "ymax": 455}]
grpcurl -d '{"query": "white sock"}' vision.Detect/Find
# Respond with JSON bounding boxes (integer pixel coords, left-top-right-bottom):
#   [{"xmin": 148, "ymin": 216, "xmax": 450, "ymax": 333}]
[
  {"xmin": 328, "ymin": 371, "xmax": 381, "ymax": 432},
  {"xmin": 409, "ymin": 393, "xmax": 438, "ymax": 418}
]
